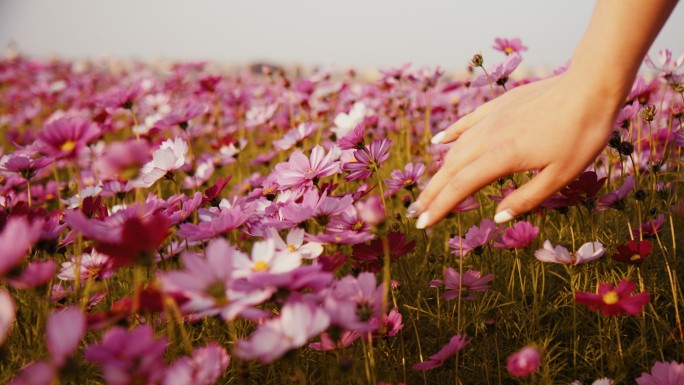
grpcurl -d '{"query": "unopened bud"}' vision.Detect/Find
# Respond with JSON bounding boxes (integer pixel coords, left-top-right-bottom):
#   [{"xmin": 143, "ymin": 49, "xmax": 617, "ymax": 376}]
[
  {"xmin": 470, "ymin": 54, "xmax": 484, "ymax": 67},
  {"xmin": 641, "ymin": 105, "xmax": 657, "ymax": 122}
]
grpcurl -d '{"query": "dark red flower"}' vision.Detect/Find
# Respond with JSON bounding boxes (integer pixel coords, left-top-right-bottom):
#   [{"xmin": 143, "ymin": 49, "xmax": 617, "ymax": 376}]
[
  {"xmin": 560, "ymin": 171, "xmax": 606, "ymax": 206},
  {"xmin": 352, "ymin": 232, "xmax": 416, "ymax": 273},
  {"xmin": 202, "ymin": 176, "xmax": 232, "ymax": 206},
  {"xmin": 611, "ymin": 239, "xmax": 652, "ymax": 266},
  {"xmin": 574, "ymin": 279, "xmax": 650, "ymax": 317},
  {"xmin": 96, "ymin": 213, "xmax": 170, "ymax": 267}
]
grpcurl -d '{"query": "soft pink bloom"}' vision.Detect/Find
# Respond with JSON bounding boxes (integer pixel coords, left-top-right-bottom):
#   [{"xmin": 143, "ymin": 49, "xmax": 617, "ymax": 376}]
[
  {"xmin": 575, "ymin": 279, "xmax": 650, "ymax": 317},
  {"xmin": 85, "ymin": 325, "xmax": 167, "ymax": 385},
  {"xmin": 493, "ymin": 221, "xmax": 539, "ymax": 249},
  {"xmin": 37, "ymin": 117, "xmax": 100, "ymax": 159},
  {"xmin": 471, "ymin": 54, "xmax": 523, "ymax": 87},
  {"xmin": 355, "ymin": 194, "xmax": 386, "ymax": 226},
  {"xmin": 337, "ymin": 122, "xmax": 365, "ymax": 150},
  {"xmin": 631, "ymin": 214, "xmax": 665, "ymax": 238},
  {"xmin": 412, "ymin": 334, "xmax": 472, "ymax": 371},
  {"xmin": 0, "ymin": 154, "xmax": 52, "ymax": 181},
  {"xmin": 506, "ymin": 346, "xmax": 541, "ymax": 378},
  {"xmin": 46, "ymin": 306, "xmax": 86, "ymax": 367},
  {"xmin": 534, "ymin": 240, "xmax": 604, "ymax": 265},
  {"xmin": 6, "ymin": 361, "xmax": 56, "ymax": 385},
  {"xmin": 177, "ymin": 201, "xmax": 253, "ymax": 241},
  {"xmin": 161, "ymin": 238, "xmax": 274, "ymax": 321},
  {"xmin": 308, "ymin": 330, "xmax": 360, "ymax": 351},
  {"xmin": 493, "ymin": 37, "xmax": 528, "ymax": 55},
  {"xmin": 0, "ymin": 288, "xmax": 15, "ymax": 346},
  {"xmin": 235, "ymin": 301, "xmax": 330, "ymax": 362},
  {"xmin": 386, "ymin": 162, "xmax": 425, "ymax": 194},
  {"xmin": 163, "ymin": 343, "xmax": 231, "ymax": 385},
  {"xmin": 155, "ymin": 103, "xmax": 208, "ymax": 129},
  {"xmin": 441, "ymin": 268, "xmax": 494, "ymax": 301},
  {"xmin": 266, "ymin": 227, "xmax": 324, "ymax": 260},
  {"xmin": 273, "ymin": 122, "xmax": 318, "ymax": 151},
  {"xmin": 636, "ymin": 361, "xmax": 684, "ymax": 385},
  {"xmin": 324, "ymin": 272, "xmax": 385, "ymax": 332},
  {"xmin": 274, "ymin": 145, "xmax": 340, "ymax": 189},
  {"xmin": 58, "ymin": 250, "xmax": 115, "ymax": 281},
  {"xmin": 596, "ymin": 176, "xmax": 635, "ymax": 211},
  {"xmin": 343, "ymin": 139, "xmax": 391, "ymax": 181},
  {"xmin": 448, "ymin": 219, "xmax": 500, "ymax": 257},
  {"xmin": 0, "ymin": 216, "xmax": 44, "ymax": 276},
  {"xmin": 645, "ymin": 49, "xmax": 684, "ymax": 77},
  {"xmin": 6, "ymin": 260, "xmax": 57, "ymax": 290}
]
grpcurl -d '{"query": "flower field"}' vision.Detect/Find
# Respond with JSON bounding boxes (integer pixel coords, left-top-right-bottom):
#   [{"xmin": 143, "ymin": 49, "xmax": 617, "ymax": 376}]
[{"xmin": 1, "ymin": 43, "xmax": 683, "ymax": 384}]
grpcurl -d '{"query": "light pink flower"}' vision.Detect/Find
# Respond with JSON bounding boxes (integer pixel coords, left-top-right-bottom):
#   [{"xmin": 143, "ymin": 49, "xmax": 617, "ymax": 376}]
[
  {"xmin": 471, "ymin": 54, "xmax": 523, "ymax": 87},
  {"xmin": 493, "ymin": 37, "xmax": 528, "ymax": 55},
  {"xmin": 506, "ymin": 346, "xmax": 541, "ymax": 378},
  {"xmin": 163, "ymin": 343, "xmax": 230, "ymax": 385},
  {"xmin": 46, "ymin": 306, "xmax": 86, "ymax": 367},
  {"xmin": 37, "ymin": 117, "xmax": 100, "ymax": 159},
  {"xmin": 0, "ymin": 288, "xmax": 15, "ymax": 346},
  {"xmin": 6, "ymin": 260, "xmax": 57, "ymax": 290},
  {"xmin": 493, "ymin": 221, "xmax": 539, "ymax": 249},
  {"xmin": 128, "ymin": 137, "xmax": 188, "ymax": 189},
  {"xmin": 235, "ymin": 301, "xmax": 330, "ymax": 362},
  {"xmin": 274, "ymin": 145, "xmax": 340, "ymax": 189},
  {"xmin": 442, "ymin": 268, "xmax": 494, "ymax": 301},
  {"xmin": 266, "ymin": 227, "xmax": 323, "ymax": 260},
  {"xmin": 6, "ymin": 361, "xmax": 55, "ymax": 385},
  {"xmin": 636, "ymin": 361, "xmax": 684, "ymax": 385},
  {"xmin": 534, "ymin": 240, "xmax": 604, "ymax": 265},
  {"xmin": 412, "ymin": 334, "xmax": 472, "ymax": 370},
  {"xmin": 448, "ymin": 219, "xmax": 500, "ymax": 257},
  {"xmin": 0, "ymin": 216, "xmax": 44, "ymax": 276}
]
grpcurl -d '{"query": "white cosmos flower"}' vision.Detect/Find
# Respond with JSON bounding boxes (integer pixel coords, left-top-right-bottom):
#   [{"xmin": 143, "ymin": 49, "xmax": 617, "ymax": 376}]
[
  {"xmin": 332, "ymin": 101, "xmax": 367, "ymax": 138},
  {"xmin": 266, "ymin": 227, "xmax": 324, "ymax": 260},
  {"xmin": 128, "ymin": 137, "xmax": 188, "ymax": 189}
]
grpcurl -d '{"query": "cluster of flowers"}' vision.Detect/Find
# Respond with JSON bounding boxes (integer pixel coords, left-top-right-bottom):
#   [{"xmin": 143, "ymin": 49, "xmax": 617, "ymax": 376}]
[{"xmin": 1, "ymin": 37, "xmax": 683, "ymax": 383}]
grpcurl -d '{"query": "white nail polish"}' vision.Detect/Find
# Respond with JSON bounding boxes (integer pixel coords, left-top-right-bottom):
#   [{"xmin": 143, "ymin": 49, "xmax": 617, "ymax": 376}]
[
  {"xmin": 415, "ymin": 212, "xmax": 429, "ymax": 229},
  {"xmin": 494, "ymin": 209, "xmax": 515, "ymax": 224},
  {"xmin": 406, "ymin": 201, "xmax": 421, "ymax": 218},
  {"xmin": 431, "ymin": 131, "xmax": 446, "ymax": 144}
]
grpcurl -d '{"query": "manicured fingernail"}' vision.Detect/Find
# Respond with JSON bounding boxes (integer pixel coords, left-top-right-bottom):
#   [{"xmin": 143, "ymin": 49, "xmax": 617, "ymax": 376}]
[
  {"xmin": 494, "ymin": 209, "xmax": 515, "ymax": 224},
  {"xmin": 406, "ymin": 202, "xmax": 421, "ymax": 218},
  {"xmin": 431, "ymin": 131, "xmax": 446, "ymax": 144},
  {"xmin": 415, "ymin": 212, "xmax": 429, "ymax": 229}
]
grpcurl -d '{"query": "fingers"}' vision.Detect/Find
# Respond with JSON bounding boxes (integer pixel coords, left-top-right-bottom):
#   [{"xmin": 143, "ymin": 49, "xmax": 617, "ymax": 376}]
[
  {"xmin": 431, "ymin": 103, "xmax": 493, "ymax": 144},
  {"xmin": 493, "ymin": 164, "xmax": 568, "ymax": 224},
  {"xmin": 415, "ymin": 151, "xmax": 514, "ymax": 229},
  {"xmin": 409, "ymin": 137, "xmax": 484, "ymax": 218}
]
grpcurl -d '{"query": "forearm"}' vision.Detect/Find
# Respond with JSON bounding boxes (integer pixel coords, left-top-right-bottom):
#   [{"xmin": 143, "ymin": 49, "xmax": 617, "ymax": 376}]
[{"xmin": 569, "ymin": 0, "xmax": 678, "ymax": 105}]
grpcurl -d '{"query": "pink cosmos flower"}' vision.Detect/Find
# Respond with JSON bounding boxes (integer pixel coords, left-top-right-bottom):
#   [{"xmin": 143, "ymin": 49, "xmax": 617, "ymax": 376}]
[
  {"xmin": 324, "ymin": 272, "xmax": 385, "ymax": 332},
  {"xmin": 235, "ymin": 301, "xmax": 330, "ymax": 363},
  {"xmin": 309, "ymin": 330, "xmax": 360, "ymax": 351},
  {"xmin": 471, "ymin": 53, "xmax": 523, "ymax": 87},
  {"xmin": 37, "ymin": 117, "xmax": 100, "ymax": 159},
  {"xmin": 636, "ymin": 361, "xmax": 684, "ymax": 385},
  {"xmin": 46, "ymin": 306, "xmax": 86, "ymax": 367},
  {"xmin": 337, "ymin": 122, "xmax": 365, "ymax": 150},
  {"xmin": 6, "ymin": 361, "xmax": 55, "ymax": 385},
  {"xmin": 274, "ymin": 145, "xmax": 340, "ymax": 189},
  {"xmin": 506, "ymin": 346, "xmax": 541, "ymax": 378},
  {"xmin": 231, "ymin": 239, "xmax": 303, "ymax": 279},
  {"xmin": 332, "ymin": 101, "xmax": 367, "ymax": 138},
  {"xmin": 448, "ymin": 219, "xmax": 500, "ymax": 257},
  {"xmin": 534, "ymin": 240, "xmax": 605, "ymax": 265},
  {"xmin": 0, "ymin": 288, "xmax": 15, "ymax": 346},
  {"xmin": 493, "ymin": 221, "xmax": 539, "ymax": 249},
  {"xmin": 58, "ymin": 250, "xmax": 115, "ymax": 281},
  {"xmin": 93, "ymin": 139, "xmax": 150, "ymax": 181},
  {"xmin": 6, "ymin": 260, "xmax": 57, "ymax": 289},
  {"xmin": 0, "ymin": 154, "xmax": 52, "ymax": 181},
  {"xmin": 355, "ymin": 194, "xmax": 386, "ymax": 226},
  {"xmin": 412, "ymin": 334, "xmax": 472, "ymax": 371},
  {"xmin": 163, "ymin": 343, "xmax": 230, "ymax": 385},
  {"xmin": 631, "ymin": 213, "xmax": 665, "ymax": 238},
  {"xmin": 386, "ymin": 162, "xmax": 425, "ymax": 194},
  {"xmin": 98, "ymin": 83, "xmax": 142, "ymax": 110},
  {"xmin": 493, "ymin": 37, "xmax": 528, "ymax": 55},
  {"xmin": 160, "ymin": 238, "xmax": 274, "ymax": 321},
  {"xmin": 273, "ymin": 122, "xmax": 318, "ymax": 151},
  {"xmin": 85, "ymin": 325, "xmax": 167, "ymax": 385},
  {"xmin": 574, "ymin": 279, "xmax": 650, "ymax": 316},
  {"xmin": 645, "ymin": 49, "xmax": 684, "ymax": 77},
  {"xmin": 128, "ymin": 137, "xmax": 188, "ymax": 189},
  {"xmin": 440, "ymin": 268, "xmax": 494, "ymax": 301},
  {"xmin": 176, "ymin": 201, "xmax": 253, "ymax": 241},
  {"xmin": 155, "ymin": 103, "xmax": 208, "ymax": 130},
  {"xmin": 0, "ymin": 216, "xmax": 44, "ymax": 276},
  {"xmin": 596, "ymin": 176, "xmax": 635, "ymax": 211},
  {"xmin": 343, "ymin": 139, "xmax": 391, "ymax": 181}
]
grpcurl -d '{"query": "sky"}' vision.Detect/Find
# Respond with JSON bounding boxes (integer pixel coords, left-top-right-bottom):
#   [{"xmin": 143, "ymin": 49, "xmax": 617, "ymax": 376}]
[{"xmin": 0, "ymin": 1, "xmax": 682, "ymax": 71}]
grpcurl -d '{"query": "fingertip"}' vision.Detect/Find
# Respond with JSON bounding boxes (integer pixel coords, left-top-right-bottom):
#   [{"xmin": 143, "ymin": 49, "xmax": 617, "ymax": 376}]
[
  {"xmin": 494, "ymin": 209, "xmax": 515, "ymax": 224},
  {"xmin": 431, "ymin": 131, "xmax": 446, "ymax": 144}
]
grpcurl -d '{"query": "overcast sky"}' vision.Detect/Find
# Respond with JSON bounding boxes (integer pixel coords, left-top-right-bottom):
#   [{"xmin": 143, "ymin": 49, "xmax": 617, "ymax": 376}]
[{"xmin": 0, "ymin": 1, "xmax": 682, "ymax": 71}]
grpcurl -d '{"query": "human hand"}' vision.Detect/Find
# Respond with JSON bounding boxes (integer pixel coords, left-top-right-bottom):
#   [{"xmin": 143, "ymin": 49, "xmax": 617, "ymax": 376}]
[{"xmin": 409, "ymin": 71, "xmax": 622, "ymax": 228}]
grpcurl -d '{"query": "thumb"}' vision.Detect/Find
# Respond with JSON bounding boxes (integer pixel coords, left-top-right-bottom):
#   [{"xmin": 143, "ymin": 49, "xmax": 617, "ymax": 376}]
[{"xmin": 494, "ymin": 164, "xmax": 569, "ymax": 224}]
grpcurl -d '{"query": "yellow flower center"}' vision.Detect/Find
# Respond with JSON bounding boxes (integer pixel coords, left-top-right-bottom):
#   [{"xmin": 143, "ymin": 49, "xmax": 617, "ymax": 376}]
[
  {"xmin": 252, "ymin": 260, "xmax": 269, "ymax": 271},
  {"xmin": 60, "ymin": 140, "xmax": 76, "ymax": 152},
  {"xmin": 402, "ymin": 178, "xmax": 414, "ymax": 186},
  {"xmin": 305, "ymin": 168, "xmax": 314, "ymax": 174},
  {"xmin": 504, "ymin": 47, "xmax": 514, "ymax": 54},
  {"xmin": 287, "ymin": 244, "xmax": 297, "ymax": 252},
  {"xmin": 602, "ymin": 291, "xmax": 619, "ymax": 305},
  {"xmin": 630, "ymin": 254, "xmax": 641, "ymax": 261},
  {"xmin": 351, "ymin": 221, "xmax": 364, "ymax": 231}
]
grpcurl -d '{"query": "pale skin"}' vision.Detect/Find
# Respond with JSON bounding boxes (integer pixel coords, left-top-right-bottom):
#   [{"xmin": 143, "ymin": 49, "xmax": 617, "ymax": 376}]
[{"xmin": 410, "ymin": 0, "xmax": 679, "ymax": 228}]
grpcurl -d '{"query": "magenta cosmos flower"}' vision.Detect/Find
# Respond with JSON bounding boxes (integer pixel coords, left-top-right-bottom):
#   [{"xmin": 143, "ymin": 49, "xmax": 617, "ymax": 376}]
[
  {"xmin": 471, "ymin": 53, "xmax": 523, "ymax": 87},
  {"xmin": 386, "ymin": 162, "xmax": 425, "ymax": 194},
  {"xmin": 506, "ymin": 346, "xmax": 541, "ymax": 378},
  {"xmin": 493, "ymin": 37, "xmax": 528, "ymax": 55},
  {"xmin": 438, "ymin": 268, "xmax": 494, "ymax": 301},
  {"xmin": 0, "ymin": 154, "xmax": 52, "ymax": 181},
  {"xmin": 324, "ymin": 272, "xmax": 385, "ymax": 333},
  {"xmin": 0, "ymin": 216, "xmax": 44, "ymax": 276},
  {"xmin": 343, "ymin": 139, "xmax": 391, "ymax": 181},
  {"xmin": 574, "ymin": 279, "xmax": 650, "ymax": 317},
  {"xmin": 448, "ymin": 219, "xmax": 500, "ymax": 257},
  {"xmin": 37, "ymin": 117, "xmax": 100, "ymax": 159},
  {"xmin": 636, "ymin": 361, "xmax": 684, "ymax": 385},
  {"xmin": 46, "ymin": 306, "xmax": 86, "ymax": 367},
  {"xmin": 85, "ymin": 325, "xmax": 167, "ymax": 385},
  {"xmin": 611, "ymin": 239, "xmax": 652, "ymax": 266},
  {"xmin": 493, "ymin": 221, "xmax": 539, "ymax": 249},
  {"xmin": 0, "ymin": 288, "xmax": 15, "ymax": 346},
  {"xmin": 235, "ymin": 300, "xmax": 330, "ymax": 363},
  {"xmin": 274, "ymin": 145, "xmax": 340, "ymax": 189},
  {"xmin": 412, "ymin": 334, "xmax": 472, "ymax": 371}
]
